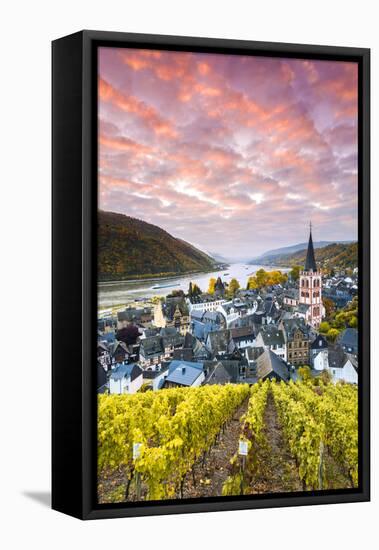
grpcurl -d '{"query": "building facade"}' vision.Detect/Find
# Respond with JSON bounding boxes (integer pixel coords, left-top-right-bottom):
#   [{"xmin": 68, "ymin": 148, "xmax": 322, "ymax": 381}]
[
  {"xmin": 287, "ymin": 326, "xmax": 310, "ymax": 366},
  {"xmin": 154, "ymin": 298, "xmax": 190, "ymax": 335}
]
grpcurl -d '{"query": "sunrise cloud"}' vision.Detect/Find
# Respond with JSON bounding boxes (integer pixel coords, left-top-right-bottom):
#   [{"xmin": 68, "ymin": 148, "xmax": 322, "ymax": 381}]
[{"xmin": 98, "ymin": 48, "xmax": 358, "ymax": 259}]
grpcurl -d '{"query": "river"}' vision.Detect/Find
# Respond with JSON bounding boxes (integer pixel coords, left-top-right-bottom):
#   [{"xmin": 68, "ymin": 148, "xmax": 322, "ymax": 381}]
[{"xmin": 98, "ymin": 263, "xmax": 289, "ymax": 310}]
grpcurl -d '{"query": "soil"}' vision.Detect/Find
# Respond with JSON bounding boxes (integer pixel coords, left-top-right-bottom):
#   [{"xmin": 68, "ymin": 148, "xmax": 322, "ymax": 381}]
[
  {"xmin": 181, "ymin": 398, "xmax": 249, "ymax": 499},
  {"xmin": 322, "ymin": 448, "xmax": 354, "ymax": 490},
  {"xmin": 245, "ymin": 393, "xmax": 303, "ymax": 494}
]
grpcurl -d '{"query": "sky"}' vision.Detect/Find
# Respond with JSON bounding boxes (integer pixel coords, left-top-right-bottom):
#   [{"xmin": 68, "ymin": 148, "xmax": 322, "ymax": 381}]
[{"xmin": 98, "ymin": 47, "xmax": 358, "ymax": 260}]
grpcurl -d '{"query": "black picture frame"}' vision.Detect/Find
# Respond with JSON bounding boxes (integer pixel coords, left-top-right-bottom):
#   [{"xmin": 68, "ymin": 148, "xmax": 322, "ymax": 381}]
[{"xmin": 52, "ymin": 30, "xmax": 370, "ymax": 520}]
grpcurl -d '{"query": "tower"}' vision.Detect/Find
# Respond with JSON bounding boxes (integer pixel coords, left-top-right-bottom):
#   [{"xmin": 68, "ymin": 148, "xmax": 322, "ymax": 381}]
[
  {"xmin": 214, "ymin": 277, "xmax": 225, "ymax": 296},
  {"xmin": 299, "ymin": 223, "xmax": 323, "ymax": 328}
]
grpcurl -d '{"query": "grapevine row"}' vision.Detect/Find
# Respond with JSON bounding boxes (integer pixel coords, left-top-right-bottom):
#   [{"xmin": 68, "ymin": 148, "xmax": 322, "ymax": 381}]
[
  {"xmin": 272, "ymin": 380, "xmax": 358, "ymax": 488},
  {"xmin": 98, "ymin": 384, "xmax": 249, "ymax": 501},
  {"xmin": 222, "ymin": 380, "xmax": 270, "ymax": 495}
]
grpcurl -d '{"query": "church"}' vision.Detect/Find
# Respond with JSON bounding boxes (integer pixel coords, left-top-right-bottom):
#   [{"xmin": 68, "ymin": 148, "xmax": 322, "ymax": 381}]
[{"xmin": 298, "ymin": 225, "xmax": 325, "ymax": 328}]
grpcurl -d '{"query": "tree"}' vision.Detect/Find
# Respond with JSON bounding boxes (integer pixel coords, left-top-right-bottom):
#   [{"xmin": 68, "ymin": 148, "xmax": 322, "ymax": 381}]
[
  {"xmin": 350, "ymin": 296, "xmax": 359, "ymax": 310},
  {"xmin": 290, "ymin": 265, "xmax": 301, "ymax": 282},
  {"xmin": 187, "ymin": 281, "xmax": 202, "ymax": 298},
  {"xmin": 116, "ymin": 324, "xmax": 140, "ymax": 346},
  {"xmin": 349, "ymin": 315, "xmax": 358, "ymax": 328},
  {"xmin": 192, "ymin": 283, "xmax": 202, "ymax": 296},
  {"xmin": 298, "ymin": 365, "xmax": 312, "ymax": 382},
  {"xmin": 334, "ymin": 312, "xmax": 347, "ymax": 329},
  {"xmin": 255, "ymin": 269, "xmax": 267, "ymax": 288},
  {"xmin": 167, "ymin": 289, "xmax": 185, "ymax": 298},
  {"xmin": 319, "ymin": 321, "xmax": 330, "ymax": 334},
  {"xmin": 267, "ymin": 270, "xmax": 287, "ymax": 286},
  {"xmin": 247, "ymin": 268, "xmax": 287, "ymax": 290},
  {"xmin": 227, "ymin": 278, "xmax": 240, "ymax": 297},
  {"xmin": 246, "ymin": 276, "xmax": 258, "ymax": 290},
  {"xmin": 322, "ymin": 297, "xmax": 335, "ymax": 320},
  {"xmin": 247, "ymin": 269, "xmax": 268, "ymax": 289},
  {"xmin": 327, "ymin": 328, "xmax": 340, "ymax": 342},
  {"xmin": 207, "ymin": 277, "xmax": 217, "ymax": 294},
  {"xmin": 320, "ymin": 369, "xmax": 332, "ymax": 384}
]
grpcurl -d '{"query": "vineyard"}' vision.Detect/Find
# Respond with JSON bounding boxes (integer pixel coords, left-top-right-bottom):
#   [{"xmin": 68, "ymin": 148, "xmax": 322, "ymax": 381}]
[{"xmin": 98, "ymin": 380, "xmax": 358, "ymax": 503}]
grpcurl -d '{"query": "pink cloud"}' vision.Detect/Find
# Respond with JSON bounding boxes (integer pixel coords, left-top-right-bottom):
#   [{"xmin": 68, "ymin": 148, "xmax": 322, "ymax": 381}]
[
  {"xmin": 99, "ymin": 77, "xmax": 177, "ymax": 138},
  {"xmin": 98, "ymin": 48, "xmax": 358, "ymax": 258}
]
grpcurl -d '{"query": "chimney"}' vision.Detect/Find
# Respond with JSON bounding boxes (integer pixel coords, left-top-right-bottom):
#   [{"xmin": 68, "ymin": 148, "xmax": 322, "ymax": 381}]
[{"xmin": 182, "ymin": 366, "xmax": 186, "ymax": 374}]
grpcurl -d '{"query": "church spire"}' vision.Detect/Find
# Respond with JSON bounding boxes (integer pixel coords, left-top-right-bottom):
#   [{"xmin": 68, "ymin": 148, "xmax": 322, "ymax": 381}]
[{"xmin": 304, "ymin": 222, "xmax": 317, "ymax": 272}]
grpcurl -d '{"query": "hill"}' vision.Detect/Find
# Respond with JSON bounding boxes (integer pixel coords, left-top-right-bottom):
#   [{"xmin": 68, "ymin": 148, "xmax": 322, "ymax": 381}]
[
  {"xmin": 256, "ymin": 242, "xmax": 358, "ymax": 271},
  {"xmin": 250, "ymin": 240, "xmax": 352, "ymax": 262},
  {"xmin": 98, "ymin": 211, "xmax": 218, "ymax": 281}
]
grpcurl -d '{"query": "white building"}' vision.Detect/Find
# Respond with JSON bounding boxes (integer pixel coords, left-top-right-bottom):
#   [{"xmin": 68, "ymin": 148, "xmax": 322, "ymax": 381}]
[
  {"xmin": 314, "ymin": 346, "xmax": 358, "ymax": 384},
  {"xmin": 109, "ymin": 363, "xmax": 143, "ymax": 394},
  {"xmin": 329, "ymin": 359, "xmax": 357, "ymax": 384},
  {"xmin": 217, "ymin": 299, "xmax": 258, "ymax": 328},
  {"xmin": 187, "ymin": 296, "xmax": 227, "ymax": 312},
  {"xmin": 313, "ymin": 350, "xmax": 329, "ymax": 371},
  {"xmin": 254, "ymin": 325, "xmax": 287, "ymax": 361}
]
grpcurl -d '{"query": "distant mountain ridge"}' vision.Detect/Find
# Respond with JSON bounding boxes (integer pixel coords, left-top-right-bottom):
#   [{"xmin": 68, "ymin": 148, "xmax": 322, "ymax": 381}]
[
  {"xmin": 252, "ymin": 242, "xmax": 358, "ymax": 271},
  {"xmin": 250, "ymin": 240, "xmax": 353, "ymax": 263},
  {"xmin": 206, "ymin": 251, "xmax": 230, "ymax": 264},
  {"xmin": 98, "ymin": 211, "xmax": 218, "ymax": 281}
]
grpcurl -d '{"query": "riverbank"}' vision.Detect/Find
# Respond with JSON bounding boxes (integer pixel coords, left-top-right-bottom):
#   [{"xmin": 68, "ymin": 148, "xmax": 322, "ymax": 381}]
[
  {"xmin": 98, "ymin": 264, "xmax": 228, "ymax": 286},
  {"xmin": 98, "ymin": 263, "xmax": 290, "ymax": 309}
]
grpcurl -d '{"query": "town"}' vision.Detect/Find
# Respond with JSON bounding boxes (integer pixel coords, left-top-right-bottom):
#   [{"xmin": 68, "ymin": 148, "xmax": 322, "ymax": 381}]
[{"xmin": 97, "ymin": 227, "xmax": 358, "ymax": 395}]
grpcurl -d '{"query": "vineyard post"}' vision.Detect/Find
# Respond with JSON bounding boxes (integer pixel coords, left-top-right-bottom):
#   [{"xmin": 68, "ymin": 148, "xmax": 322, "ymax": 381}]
[
  {"xmin": 192, "ymin": 466, "xmax": 196, "ymax": 487},
  {"xmin": 238, "ymin": 440, "xmax": 248, "ymax": 495},
  {"xmin": 125, "ymin": 467, "xmax": 134, "ymax": 500},
  {"xmin": 135, "ymin": 472, "xmax": 142, "ymax": 500},
  {"xmin": 318, "ymin": 440, "xmax": 324, "ymax": 490},
  {"xmin": 133, "ymin": 442, "xmax": 142, "ymax": 500},
  {"xmin": 241, "ymin": 456, "xmax": 247, "ymax": 494}
]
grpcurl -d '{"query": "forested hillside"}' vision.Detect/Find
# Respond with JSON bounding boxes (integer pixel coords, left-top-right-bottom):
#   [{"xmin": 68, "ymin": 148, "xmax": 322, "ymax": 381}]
[
  {"xmin": 259, "ymin": 242, "xmax": 358, "ymax": 271},
  {"xmin": 98, "ymin": 211, "xmax": 217, "ymax": 281}
]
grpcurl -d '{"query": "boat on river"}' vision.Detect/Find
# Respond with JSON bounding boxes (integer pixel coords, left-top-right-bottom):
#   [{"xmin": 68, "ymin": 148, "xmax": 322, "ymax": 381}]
[{"xmin": 151, "ymin": 282, "xmax": 181, "ymax": 290}]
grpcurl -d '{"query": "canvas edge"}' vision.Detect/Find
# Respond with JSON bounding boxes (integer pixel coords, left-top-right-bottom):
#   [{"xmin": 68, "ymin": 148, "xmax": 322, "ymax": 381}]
[{"xmin": 52, "ymin": 30, "xmax": 370, "ymax": 520}]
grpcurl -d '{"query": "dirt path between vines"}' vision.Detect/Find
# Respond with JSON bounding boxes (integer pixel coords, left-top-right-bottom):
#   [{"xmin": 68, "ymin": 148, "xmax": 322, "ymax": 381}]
[
  {"xmin": 246, "ymin": 393, "xmax": 303, "ymax": 494},
  {"xmin": 181, "ymin": 397, "xmax": 249, "ymax": 499}
]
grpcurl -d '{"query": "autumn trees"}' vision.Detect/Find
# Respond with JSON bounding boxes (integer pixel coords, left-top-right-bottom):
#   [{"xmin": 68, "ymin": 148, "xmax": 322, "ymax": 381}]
[
  {"xmin": 247, "ymin": 268, "xmax": 287, "ymax": 290},
  {"xmin": 319, "ymin": 296, "xmax": 358, "ymax": 342}
]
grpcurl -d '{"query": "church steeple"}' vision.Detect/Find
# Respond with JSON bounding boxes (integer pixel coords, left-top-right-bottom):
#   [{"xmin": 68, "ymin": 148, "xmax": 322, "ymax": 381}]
[
  {"xmin": 304, "ymin": 222, "xmax": 317, "ymax": 272},
  {"xmin": 299, "ymin": 222, "xmax": 323, "ymax": 329}
]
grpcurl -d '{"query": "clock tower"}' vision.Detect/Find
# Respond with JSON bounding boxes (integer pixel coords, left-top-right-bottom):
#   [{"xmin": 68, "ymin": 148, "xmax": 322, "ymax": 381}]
[{"xmin": 299, "ymin": 224, "xmax": 323, "ymax": 328}]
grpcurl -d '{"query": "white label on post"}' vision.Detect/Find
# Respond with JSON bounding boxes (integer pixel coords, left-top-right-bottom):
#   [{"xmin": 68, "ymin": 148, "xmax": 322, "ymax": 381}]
[
  {"xmin": 238, "ymin": 440, "xmax": 248, "ymax": 456},
  {"xmin": 133, "ymin": 442, "xmax": 142, "ymax": 460}
]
